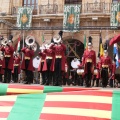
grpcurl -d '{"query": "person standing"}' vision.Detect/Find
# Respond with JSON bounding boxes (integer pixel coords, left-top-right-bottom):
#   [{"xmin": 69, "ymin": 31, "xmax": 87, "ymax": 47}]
[
  {"xmin": 50, "ymin": 40, "xmax": 66, "ymax": 86},
  {"xmin": 100, "ymin": 49, "xmax": 112, "ymax": 88},
  {"xmin": 1, "ymin": 38, "xmax": 14, "ymax": 83},
  {"xmin": 44, "ymin": 43, "xmax": 54, "ymax": 85},
  {"xmin": 0, "ymin": 54, "xmax": 5, "ymax": 82},
  {"xmin": 21, "ymin": 45, "xmax": 34, "ymax": 84},
  {"xmin": 82, "ymin": 36, "xmax": 96, "ymax": 87},
  {"xmin": 12, "ymin": 52, "xmax": 21, "ymax": 83},
  {"xmin": 38, "ymin": 45, "xmax": 47, "ymax": 85}
]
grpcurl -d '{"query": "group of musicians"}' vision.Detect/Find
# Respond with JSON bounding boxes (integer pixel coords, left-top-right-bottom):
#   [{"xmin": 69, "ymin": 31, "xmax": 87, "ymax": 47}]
[{"xmin": 0, "ymin": 33, "xmax": 117, "ymax": 87}]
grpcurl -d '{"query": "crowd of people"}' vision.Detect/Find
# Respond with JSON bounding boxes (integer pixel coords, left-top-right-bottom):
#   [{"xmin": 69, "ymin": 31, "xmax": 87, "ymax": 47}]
[{"xmin": 0, "ymin": 33, "xmax": 119, "ymax": 88}]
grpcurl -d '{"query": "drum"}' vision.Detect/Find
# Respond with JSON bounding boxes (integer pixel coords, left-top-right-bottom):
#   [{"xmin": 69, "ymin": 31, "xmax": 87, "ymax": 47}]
[
  {"xmin": 33, "ymin": 56, "xmax": 41, "ymax": 69},
  {"xmin": 94, "ymin": 69, "xmax": 98, "ymax": 75},
  {"xmin": 77, "ymin": 69, "xmax": 84, "ymax": 75},
  {"xmin": 71, "ymin": 58, "xmax": 80, "ymax": 69}
]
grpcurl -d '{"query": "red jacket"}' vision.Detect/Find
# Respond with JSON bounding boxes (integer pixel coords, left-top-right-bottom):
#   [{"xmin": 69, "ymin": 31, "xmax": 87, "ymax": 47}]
[
  {"xmin": 0, "ymin": 59, "xmax": 4, "ymax": 74},
  {"xmin": 38, "ymin": 51, "xmax": 47, "ymax": 72},
  {"xmin": 1, "ymin": 46, "xmax": 14, "ymax": 69},
  {"xmin": 21, "ymin": 47, "xmax": 34, "ymax": 71},
  {"xmin": 12, "ymin": 56, "xmax": 21, "ymax": 74},
  {"xmin": 82, "ymin": 49, "xmax": 96, "ymax": 74},
  {"xmin": 50, "ymin": 44, "xmax": 66, "ymax": 72}
]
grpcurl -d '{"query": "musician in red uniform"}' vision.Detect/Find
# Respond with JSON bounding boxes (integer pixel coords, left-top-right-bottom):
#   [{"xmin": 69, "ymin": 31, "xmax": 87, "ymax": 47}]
[
  {"xmin": 38, "ymin": 45, "xmax": 47, "ymax": 85},
  {"xmin": 50, "ymin": 38, "xmax": 66, "ymax": 86},
  {"xmin": 0, "ymin": 39, "xmax": 14, "ymax": 83},
  {"xmin": 82, "ymin": 36, "xmax": 96, "ymax": 87},
  {"xmin": 44, "ymin": 43, "xmax": 54, "ymax": 85},
  {"xmin": 100, "ymin": 49, "xmax": 112, "ymax": 88},
  {"xmin": 0, "ymin": 55, "xmax": 5, "ymax": 82},
  {"xmin": 12, "ymin": 52, "xmax": 21, "ymax": 83},
  {"xmin": 21, "ymin": 45, "xmax": 34, "ymax": 84}
]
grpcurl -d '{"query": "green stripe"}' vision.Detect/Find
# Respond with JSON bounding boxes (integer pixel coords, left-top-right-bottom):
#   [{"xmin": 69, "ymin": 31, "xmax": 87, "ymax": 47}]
[
  {"xmin": 0, "ymin": 84, "xmax": 8, "ymax": 95},
  {"xmin": 111, "ymin": 91, "xmax": 120, "ymax": 120},
  {"xmin": 7, "ymin": 93, "xmax": 46, "ymax": 120},
  {"xmin": 43, "ymin": 86, "xmax": 63, "ymax": 93}
]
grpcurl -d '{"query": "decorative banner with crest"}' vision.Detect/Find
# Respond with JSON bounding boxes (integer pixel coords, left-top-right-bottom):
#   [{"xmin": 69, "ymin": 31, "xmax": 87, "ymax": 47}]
[
  {"xmin": 16, "ymin": 7, "xmax": 33, "ymax": 29},
  {"xmin": 110, "ymin": 3, "xmax": 120, "ymax": 28},
  {"xmin": 63, "ymin": 4, "xmax": 81, "ymax": 32}
]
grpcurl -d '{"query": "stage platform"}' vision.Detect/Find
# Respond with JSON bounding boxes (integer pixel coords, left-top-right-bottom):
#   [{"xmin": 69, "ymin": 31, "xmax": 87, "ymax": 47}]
[{"xmin": 0, "ymin": 84, "xmax": 120, "ymax": 120}]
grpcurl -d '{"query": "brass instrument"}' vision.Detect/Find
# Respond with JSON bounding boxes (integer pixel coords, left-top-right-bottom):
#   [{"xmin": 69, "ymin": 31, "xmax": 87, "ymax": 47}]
[
  {"xmin": 53, "ymin": 35, "xmax": 61, "ymax": 44},
  {"xmin": 25, "ymin": 35, "xmax": 37, "ymax": 51},
  {"xmin": 1, "ymin": 38, "xmax": 8, "ymax": 46}
]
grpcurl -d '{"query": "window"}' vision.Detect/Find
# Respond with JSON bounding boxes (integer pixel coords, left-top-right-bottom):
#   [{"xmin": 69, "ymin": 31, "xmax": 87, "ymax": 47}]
[
  {"xmin": 23, "ymin": 0, "xmax": 38, "ymax": 8},
  {"xmin": 23, "ymin": 0, "xmax": 38, "ymax": 14},
  {"xmin": 65, "ymin": 0, "xmax": 82, "ymax": 4},
  {"xmin": 113, "ymin": 0, "xmax": 120, "ymax": 3}
]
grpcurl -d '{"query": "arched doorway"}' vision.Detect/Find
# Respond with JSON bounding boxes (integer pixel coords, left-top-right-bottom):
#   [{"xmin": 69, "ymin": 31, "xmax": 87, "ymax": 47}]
[{"xmin": 64, "ymin": 39, "xmax": 84, "ymax": 70}]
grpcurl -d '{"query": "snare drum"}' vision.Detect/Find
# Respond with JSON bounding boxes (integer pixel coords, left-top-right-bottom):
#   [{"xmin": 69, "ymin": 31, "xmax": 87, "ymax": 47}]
[
  {"xmin": 77, "ymin": 69, "xmax": 84, "ymax": 75},
  {"xmin": 94, "ymin": 69, "xmax": 98, "ymax": 75}
]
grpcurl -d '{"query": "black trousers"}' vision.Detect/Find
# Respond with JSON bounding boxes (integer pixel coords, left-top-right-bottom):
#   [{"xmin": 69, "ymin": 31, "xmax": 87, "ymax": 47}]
[
  {"xmin": 0, "ymin": 74, "xmax": 2, "ymax": 82},
  {"xmin": 40, "ymin": 62, "xmax": 47, "ymax": 85},
  {"xmin": 4, "ymin": 57, "xmax": 11, "ymax": 83},
  {"xmin": 45, "ymin": 59, "xmax": 53, "ymax": 85},
  {"xmin": 25, "ymin": 60, "xmax": 33, "ymax": 84},
  {"xmin": 13, "ymin": 66, "xmax": 18, "ymax": 83},
  {"xmin": 101, "ymin": 68, "xmax": 108, "ymax": 87},
  {"xmin": 85, "ymin": 62, "xmax": 92, "ymax": 87},
  {"xmin": 54, "ymin": 58, "xmax": 62, "ymax": 86}
]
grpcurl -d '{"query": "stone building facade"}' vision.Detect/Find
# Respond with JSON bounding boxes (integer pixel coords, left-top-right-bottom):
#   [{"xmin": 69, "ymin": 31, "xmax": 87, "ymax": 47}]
[{"xmin": 0, "ymin": 0, "xmax": 119, "ymax": 70}]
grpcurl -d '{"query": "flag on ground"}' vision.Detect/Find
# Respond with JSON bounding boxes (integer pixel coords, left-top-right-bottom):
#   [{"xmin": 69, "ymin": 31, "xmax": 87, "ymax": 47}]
[
  {"xmin": 0, "ymin": 89, "xmax": 120, "ymax": 120},
  {"xmin": 113, "ymin": 43, "xmax": 119, "ymax": 68},
  {"xmin": 98, "ymin": 34, "xmax": 104, "ymax": 58}
]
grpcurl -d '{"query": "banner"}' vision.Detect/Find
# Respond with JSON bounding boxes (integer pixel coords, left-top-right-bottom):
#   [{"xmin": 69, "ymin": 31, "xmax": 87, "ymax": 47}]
[
  {"xmin": 110, "ymin": 3, "xmax": 120, "ymax": 28},
  {"xmin": 16, "ymin": 7, "xmax": 33, "ymax": 29},
  {"xmin": 63, "ymin": 4, "xmax": 81, "ymax": 32}
]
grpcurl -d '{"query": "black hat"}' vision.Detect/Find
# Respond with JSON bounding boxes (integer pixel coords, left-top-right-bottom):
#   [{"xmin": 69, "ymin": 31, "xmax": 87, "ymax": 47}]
[
  {"xmin": 51, "ymin": 37, "xmax": 54, "ymax": 43},
  {"xmin": 103, "ymin": 42, "xmax": 108, "ymax": 53},
  {"xmin": 8, "ymin": 35, "xmax": 13, "ymax": 40},
  {"xmin": 59, "ymin": 31, "xmax": 63, "ymax": 38},
  {"xmin": 0, "ymin": 35, "xmax": 4, "ymax": 40},
  {"xmin": 88, "ymin": 36, "xmax": 92, "ymax": 46}
]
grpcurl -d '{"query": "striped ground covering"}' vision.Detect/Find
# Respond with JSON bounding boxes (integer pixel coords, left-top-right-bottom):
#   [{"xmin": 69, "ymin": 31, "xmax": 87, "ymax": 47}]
[
  {"xmin": 0, "ymin": 89, "xmax": 120, "ymax": 120},
  {"xmin": 0, "ymin": 84, "xmax": 99, "ymax": 95}
]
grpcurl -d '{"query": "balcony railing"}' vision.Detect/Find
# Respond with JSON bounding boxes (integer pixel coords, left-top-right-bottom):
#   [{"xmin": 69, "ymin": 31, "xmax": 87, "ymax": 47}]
[
  {"xmin": 82, "ymin": 2, "xmax": 111, "ymax": 14},
  {"xmin": 11, "ymin": 2, "xmax": 111, "ymax": 16}
]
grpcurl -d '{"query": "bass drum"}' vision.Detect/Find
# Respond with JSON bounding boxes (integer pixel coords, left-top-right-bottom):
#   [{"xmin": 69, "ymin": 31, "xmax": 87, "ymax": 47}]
[
  {"xmin": 33, "ymin": 56, "xmax": 41, "ymax": 69},
  {"xmin": 71, "ymin": 59, "xmax": 80, "ymax": 69},
  {"xmin": 77, "ymin": 69, "xmax": 84, "ymax": 75}
]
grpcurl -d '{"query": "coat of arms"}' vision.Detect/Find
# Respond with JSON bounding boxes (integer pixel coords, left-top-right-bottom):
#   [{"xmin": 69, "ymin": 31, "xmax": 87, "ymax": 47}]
[
  {"xmin": 116, "ymin": 12, "xmax": 120, "ymax": 23},
  {"xmin": 21, "ymin": 14, "xmax": 28, "ymax": 24}
]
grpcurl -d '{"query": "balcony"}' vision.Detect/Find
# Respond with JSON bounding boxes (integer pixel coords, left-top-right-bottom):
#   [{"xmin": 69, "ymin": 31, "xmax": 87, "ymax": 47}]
[
  {"xmin": 82, "ymin": 2, "xmax": 111, "ymax": 14},
  {"xmin": 11, "ymin": 2, "xmax": 111, "ymax": 16},
  {"xmin": 11, "ymin": 4, "xmax": 63, "ymax": 16}
]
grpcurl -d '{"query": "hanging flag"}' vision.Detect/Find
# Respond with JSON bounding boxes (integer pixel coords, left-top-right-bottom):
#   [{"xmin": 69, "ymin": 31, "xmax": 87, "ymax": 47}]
[
  {"xmin": 84, "ymin": 34, "xmax": 87, "ymax": 50},
  {"xmin": 63, "ymin": 4, "xmax": 81, "ymax": 32},
  {"xmin": 110, "ymin": 3, "xmax": 120, "ymax": 28},
  {"xmin": 98, "ymin": 34, "xmax": 104, "ymax": 58},
  {"xmin": 16, "ymin": 7, "xmax": 33, "ymax": 29},
  {"xmin": 113, "ymin": 43, "xmax": 119, "ymax": 68},
  {"xmin": 16, "ymin": 36, "xmax": 21, "ymax": 52}
]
